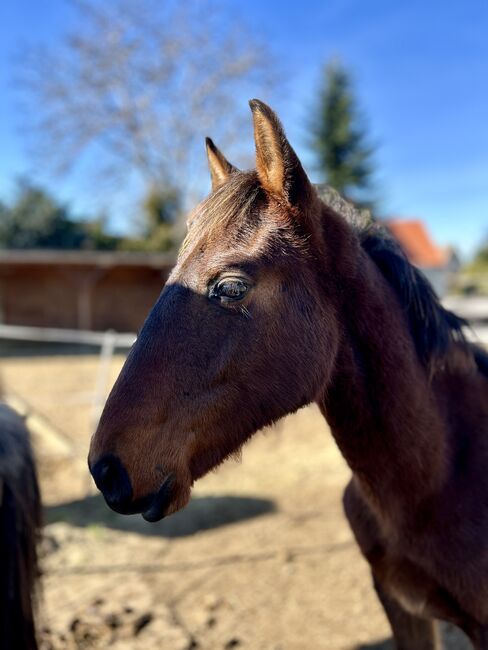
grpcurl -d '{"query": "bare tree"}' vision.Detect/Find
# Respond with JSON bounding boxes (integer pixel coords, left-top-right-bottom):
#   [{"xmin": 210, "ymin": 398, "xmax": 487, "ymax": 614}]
[{"xmin": 16, "ymin": 0, "xmax": 277, "ymax": 203}]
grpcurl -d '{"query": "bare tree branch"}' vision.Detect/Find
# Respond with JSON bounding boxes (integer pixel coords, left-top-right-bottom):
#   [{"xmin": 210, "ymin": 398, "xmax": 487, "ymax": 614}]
[{"xmin": 16, "ymin": 0, "xmax": 279, "ymax": 203}]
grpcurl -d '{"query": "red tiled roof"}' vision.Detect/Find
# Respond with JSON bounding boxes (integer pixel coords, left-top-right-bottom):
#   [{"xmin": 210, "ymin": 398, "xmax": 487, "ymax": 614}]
[{"xmin": 385, "ymin": 219, "xmax": 448, "ymax": 268}]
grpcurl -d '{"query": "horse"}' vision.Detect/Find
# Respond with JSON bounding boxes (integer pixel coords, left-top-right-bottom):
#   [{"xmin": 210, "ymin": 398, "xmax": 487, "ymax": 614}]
[
  {"xmin": 89, "ymin": 99, "xmax": 488, "ymax": 649},
  {"xmin": 0, "ymin": 397, "xmax": 42, "ymax": 650}
]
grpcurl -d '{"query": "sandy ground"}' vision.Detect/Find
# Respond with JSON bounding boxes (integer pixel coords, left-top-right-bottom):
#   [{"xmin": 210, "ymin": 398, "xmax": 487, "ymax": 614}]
[{"xmin": 1, "ymin": 354, "xmax": 472, "ymax": 650}]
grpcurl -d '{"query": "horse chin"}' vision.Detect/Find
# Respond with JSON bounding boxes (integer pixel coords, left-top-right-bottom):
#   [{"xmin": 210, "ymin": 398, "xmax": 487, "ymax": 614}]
[{"xmin": 141, "ymin": 474, "xmax": 191, "ymax": 522}]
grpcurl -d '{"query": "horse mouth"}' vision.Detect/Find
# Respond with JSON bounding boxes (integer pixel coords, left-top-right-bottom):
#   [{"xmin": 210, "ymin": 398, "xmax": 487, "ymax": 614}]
[
  {"xmin": 97, "ymin": 471, "xmax": 176, "ymax": 521},
  {"xmin": 141, "ymin": 473, "xmax": 176, "ymax": 522}
]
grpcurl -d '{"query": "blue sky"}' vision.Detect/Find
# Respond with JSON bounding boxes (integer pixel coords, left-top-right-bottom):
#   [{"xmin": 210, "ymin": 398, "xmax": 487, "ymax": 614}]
[{"xmin": 0, "ymin": 0, "xmax": 487, "ymax": 257}]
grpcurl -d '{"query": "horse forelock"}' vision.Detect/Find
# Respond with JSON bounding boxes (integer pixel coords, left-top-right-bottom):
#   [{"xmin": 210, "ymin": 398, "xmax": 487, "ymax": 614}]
[
  {"xmin": 180, "ymin": 173, "xmax": 262, "ymax": 257},
  {"xmin": 178, "ymin": 172, "xmax": 305, "ymax": 270}
]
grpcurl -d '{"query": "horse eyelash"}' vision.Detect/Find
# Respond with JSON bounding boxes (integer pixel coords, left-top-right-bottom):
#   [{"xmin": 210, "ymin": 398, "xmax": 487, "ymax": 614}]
[{"xmin": 240, "ymin": 305, "xmax": 252, "ymax": 320}]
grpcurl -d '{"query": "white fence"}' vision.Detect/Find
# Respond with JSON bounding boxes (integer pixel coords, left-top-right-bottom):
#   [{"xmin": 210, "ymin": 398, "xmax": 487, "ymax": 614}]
[
  {"xmin": 0, "ymin": 316, "xmax": 487, "ymax": 424},
  {"xmin": 0, "ymin": 316, "xmax": 487, "ymax": 460},
  {"xmin": 442, "ymin": 296, "xmax": 488, "ymax": 346},
  {"xmin": 443, "ymin": 295, "xmax": 488, "ymax": 321},
  {"xmin": 0, "ymin": 314, "xmax": 487, "ymax": 421},
  {"xmin": 0, "ymin": 324, "xmax": 135, "ymax": 347},
  {"xmin": 0, "ymin": 324, "xmax": 136, "ymax": 430},
  {"xmin": 466, "ymin": 325, "xmax": 488, "ymax": 345}
]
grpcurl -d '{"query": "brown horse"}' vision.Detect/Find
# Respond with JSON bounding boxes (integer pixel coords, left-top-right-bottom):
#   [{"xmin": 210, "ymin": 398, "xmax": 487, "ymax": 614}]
[
  {"xmin": 89, "ymin": 100, "xmax": 488, "ymax": 649},
  {"xmin": 0, "ymin": 400, "xmax": 42, "ymax": 650}
]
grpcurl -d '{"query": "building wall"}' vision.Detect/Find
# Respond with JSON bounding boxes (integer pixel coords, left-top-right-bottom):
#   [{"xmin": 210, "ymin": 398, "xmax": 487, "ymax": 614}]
[
  {"xmin": 92, "ymin": 267, "xmax": 166, "ymax": 331},
  {"xmin": 0, "ymin": 263, "xmax": 171, "ymax": 332},
  {"xmin": 0, "ymin": 265, "xmax": 78, "ymax": 328},
  {"xmin": 421, "ymin": 267, "xmax": 454, "ymax": 298}
]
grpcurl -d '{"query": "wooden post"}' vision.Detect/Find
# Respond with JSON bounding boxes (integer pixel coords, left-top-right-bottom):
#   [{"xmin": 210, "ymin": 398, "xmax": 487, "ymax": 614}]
[
  {"xmin": 0, "ymin": 278, "xmax": 4, "ymax": 324},
  {"xmin": 75, "ymin": 269, "xmax": 105, "ymax": 330}
]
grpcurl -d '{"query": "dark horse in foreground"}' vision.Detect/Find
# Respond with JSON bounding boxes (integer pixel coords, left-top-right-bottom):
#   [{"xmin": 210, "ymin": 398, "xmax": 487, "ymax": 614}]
[
  {"xmin": 0, "ymin": 399, "xmax": 41, "ymax": 649},
  {"xmin": 89, "ymin": 100, "xmax": 488, "ymax": 648}
]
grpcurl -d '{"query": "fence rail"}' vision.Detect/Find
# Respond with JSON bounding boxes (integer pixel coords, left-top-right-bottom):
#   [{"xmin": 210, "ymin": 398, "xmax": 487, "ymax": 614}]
[
  {"xmin": 0, "ymin": 318, "xmax": 487, "ymax": 431},
  {"xmin": 0, "ymin": 324, "xmax": 136, "ymax": 430},
  {"xmin": 1, "ymin": 318, "xmax": 484, "ymax": 499},
  {"xmin": 0, "ymin": 324, "xmax": 135, "ymax": 347},
  {"xmin": 466, "ymin": 325, "xmax": 488, "ymax": 345},
  {"xmin": 443, "ymin": 296, "xmax": 488, "ymax": 323},
  {"xmin": 0, "ymin": 320, "xmax": 487, "ymax": 354}
]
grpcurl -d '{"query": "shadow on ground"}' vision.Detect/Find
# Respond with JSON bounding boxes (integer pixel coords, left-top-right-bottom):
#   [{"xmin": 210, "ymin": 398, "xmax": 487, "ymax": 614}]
[
  {"xmin": 355, "ymin": 640, "xmax": 393, "ymax": 650},
  {"xmin": 45, "ymin": 493, "xmax": 276, "ymax": 537},
  {"xmin": 355, "ymin": 622, "xmax": 472, "ymax": 650}
]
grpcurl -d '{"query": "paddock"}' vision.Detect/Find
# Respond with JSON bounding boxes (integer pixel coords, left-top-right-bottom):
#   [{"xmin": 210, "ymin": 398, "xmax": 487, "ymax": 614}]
[{"xmin": 1, "ymin": 352, "xmax": 474, "ymax": 649}]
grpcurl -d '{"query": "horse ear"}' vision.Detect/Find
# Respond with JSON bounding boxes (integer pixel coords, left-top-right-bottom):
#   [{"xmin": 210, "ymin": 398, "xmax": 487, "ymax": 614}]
[
  {"xmin": 249, "ymin": 99, "xmax": 313, "ymax": 207},
  {"xmin": 205, "ymin": 137, "xmax": 238, "ymax": 191}
]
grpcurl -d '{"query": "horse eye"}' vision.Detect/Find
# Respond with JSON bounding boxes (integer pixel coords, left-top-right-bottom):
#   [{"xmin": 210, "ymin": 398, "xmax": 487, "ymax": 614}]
[{"xmin": 211, "ymin": 279, "xmax": 249, "ymax": 302}]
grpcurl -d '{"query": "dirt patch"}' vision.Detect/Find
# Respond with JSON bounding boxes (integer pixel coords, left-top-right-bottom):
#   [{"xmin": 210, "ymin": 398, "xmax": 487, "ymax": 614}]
[{"xmin": 1, "ymin": 355, "xmax": 471, "ymax": 649}]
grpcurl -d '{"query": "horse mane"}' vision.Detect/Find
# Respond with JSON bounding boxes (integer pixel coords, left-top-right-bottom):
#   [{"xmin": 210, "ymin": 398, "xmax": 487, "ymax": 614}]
[
  {"xmin": 314, "ymin": 185, "xmax": 488, "ymax": 377},
  {"xmin": 358, "ymin": 223, "xmax": 470, "ymax": 374}
]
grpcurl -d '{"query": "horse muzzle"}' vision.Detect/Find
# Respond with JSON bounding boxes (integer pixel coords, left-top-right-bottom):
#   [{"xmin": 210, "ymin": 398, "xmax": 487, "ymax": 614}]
[{"xmin": 89, "ymin": 453, "xmax": 175, "ymax": 521}]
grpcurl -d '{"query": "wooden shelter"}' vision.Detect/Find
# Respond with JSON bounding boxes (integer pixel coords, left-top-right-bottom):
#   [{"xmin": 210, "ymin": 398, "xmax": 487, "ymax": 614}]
[{"xmin": 0, "ymin": 250, "xmax": 175, "ymax": 332}]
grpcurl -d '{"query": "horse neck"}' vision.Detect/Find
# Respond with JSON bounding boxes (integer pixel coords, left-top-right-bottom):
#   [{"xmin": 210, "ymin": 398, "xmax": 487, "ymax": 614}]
[{"xmin": 317, "ymin": 244, "xmax": 448, "ymax": 520}]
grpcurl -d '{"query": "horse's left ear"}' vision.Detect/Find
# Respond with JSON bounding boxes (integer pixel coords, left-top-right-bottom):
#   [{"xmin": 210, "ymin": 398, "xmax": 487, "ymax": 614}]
[
  {"xmin": 205, "ymin": 137, "xmax": 238, "ymax": 191},
  {"xmin": 249, "ymin": 99, "xmax": 314, "ymax": 208}
]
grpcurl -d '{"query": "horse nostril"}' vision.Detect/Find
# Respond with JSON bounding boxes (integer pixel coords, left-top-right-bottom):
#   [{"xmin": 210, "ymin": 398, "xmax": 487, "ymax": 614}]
[
  {"xmin": 90, "ymin": 454, "xmax": 133, "ymax": 511},
  {"xmin": 97, "ymin": 461, "xmax": 112, "ymax": 488}
]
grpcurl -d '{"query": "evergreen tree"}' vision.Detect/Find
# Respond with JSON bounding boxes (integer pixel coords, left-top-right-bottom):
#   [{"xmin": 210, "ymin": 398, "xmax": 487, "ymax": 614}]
[
  {"xmin": 311, "ymin": 61, "xmax": 376, "ymax": 209},
  {"xmin": 0, "ymin": 183, "xmax": 85, "ymax": 249}
]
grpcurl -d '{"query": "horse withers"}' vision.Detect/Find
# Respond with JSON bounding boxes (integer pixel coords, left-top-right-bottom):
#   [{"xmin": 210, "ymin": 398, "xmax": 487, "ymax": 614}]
[{"xmin": 89, "ymin": 99, "xmax": 488, "ymax": 648}]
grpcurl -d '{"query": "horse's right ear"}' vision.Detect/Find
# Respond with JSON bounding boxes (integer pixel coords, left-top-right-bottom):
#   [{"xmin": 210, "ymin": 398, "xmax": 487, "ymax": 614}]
[
  {"xmin": 249, "ymin": 99, "xmax": 314, "ymax": 210},
  {"xmin": 205, "ymin": 137, "xmax": 238, "ymax": 191}
]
